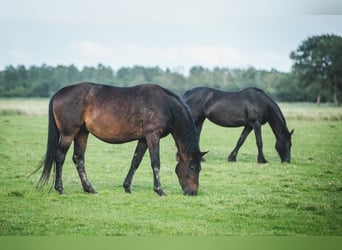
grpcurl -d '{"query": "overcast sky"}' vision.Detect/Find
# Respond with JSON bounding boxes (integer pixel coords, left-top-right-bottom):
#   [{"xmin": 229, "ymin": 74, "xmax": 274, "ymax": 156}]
[{"xmin": 1, "ymin": 0, "xmax": 342, "ymax": 73}]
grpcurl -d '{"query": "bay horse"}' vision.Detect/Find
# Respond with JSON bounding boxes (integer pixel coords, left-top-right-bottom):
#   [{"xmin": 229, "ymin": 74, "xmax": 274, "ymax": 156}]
[
  {"xmin": 183, "ymin": 87, "xmax": 293, "ymax": 163},
  {"xmin": 35, "ymin": 82, "xmax": 206, "ymax": 196}
]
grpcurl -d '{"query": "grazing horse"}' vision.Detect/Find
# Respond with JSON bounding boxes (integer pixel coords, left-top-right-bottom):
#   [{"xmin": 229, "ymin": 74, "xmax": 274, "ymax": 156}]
[
  {"xmin": 35, "ymin": 82, "xmax": 206, "ymax": 196},
  {"xmin": 183, "ymin": 87, "xmax": 293, "ymax": 163}
]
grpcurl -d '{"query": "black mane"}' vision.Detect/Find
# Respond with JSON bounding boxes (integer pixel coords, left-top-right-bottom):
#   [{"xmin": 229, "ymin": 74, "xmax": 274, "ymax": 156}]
[{"xmin": 159, "ymin": 86, "xmax": 200, "ymax": 155}]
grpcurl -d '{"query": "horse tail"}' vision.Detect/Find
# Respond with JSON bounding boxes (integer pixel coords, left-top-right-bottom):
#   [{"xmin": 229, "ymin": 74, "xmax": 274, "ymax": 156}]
[{"xmin": 33, "ymin": 98, "xmax": 60, "ymax": 188}]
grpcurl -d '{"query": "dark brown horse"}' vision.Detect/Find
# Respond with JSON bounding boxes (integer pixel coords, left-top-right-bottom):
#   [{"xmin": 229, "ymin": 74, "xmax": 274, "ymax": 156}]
[
  {"xmin": 183, "ymin": 87, "xmax": 293, "ymax": 163},
  {"xmin": 36, "ymin": 82, "xmax": 206, "ymax": 196}
]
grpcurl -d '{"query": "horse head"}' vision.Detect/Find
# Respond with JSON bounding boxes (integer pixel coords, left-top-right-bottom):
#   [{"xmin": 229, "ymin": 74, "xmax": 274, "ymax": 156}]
[
  {"xmin": 275, "ymin": 129, "xmax": 294, "ymax": 163},
  {"xmin": 175, "ymin": 151, "xmax": 207, "ymax": 195}
]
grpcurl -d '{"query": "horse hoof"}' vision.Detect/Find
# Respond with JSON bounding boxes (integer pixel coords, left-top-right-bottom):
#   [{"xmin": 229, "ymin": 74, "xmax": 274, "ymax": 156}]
[
  {"xmin": 154, "ymin": 188, "xmax": 166, "ymax": 196},
  {"xmin": 123, "ymin": 183, "xmax": 131, "ymax": 193},
  {"xmin": 55, "ymin": 186, "xmax": 65, "ymax": 195},
  {"xmin": 228, "ymin": 156, "xmax": 236, "ymax": 162},
  {"xmin": 85, "ymin": 187, "xmax": 97, "ymax": 194}
]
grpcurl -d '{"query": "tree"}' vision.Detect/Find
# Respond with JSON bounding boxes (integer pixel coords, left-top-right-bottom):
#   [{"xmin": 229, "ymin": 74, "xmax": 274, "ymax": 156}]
[
  {"xmin": 329, "ymin": 36, "xmax": 342, "ymax": 105},
  {"xmin": 290, "ymin": 34, "xmax": 342, "ymax": 106}
]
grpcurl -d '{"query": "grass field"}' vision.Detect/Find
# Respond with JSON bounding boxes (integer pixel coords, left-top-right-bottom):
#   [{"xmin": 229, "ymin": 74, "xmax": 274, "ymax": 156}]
[{"xmin": 0, "ymin": 99, "xmax": 341, "ymax": 235}]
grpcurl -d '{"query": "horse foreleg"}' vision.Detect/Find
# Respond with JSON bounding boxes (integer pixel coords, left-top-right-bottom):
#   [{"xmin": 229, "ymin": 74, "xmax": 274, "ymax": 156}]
[
  {"xmin": 123, "ymin": 139, "xmax": 148, "ymax": 193},
  {"xmin": 195, "ymin": 117, "xmax": 205, "ymax": 136},
  {"xmin": 55, "ymin": 136, "xmax": 73, "ymax": 194},
  {"xmin": 73, "ymin": 130, "xmax": 96, "ymax": 193},
  {"xmin": 253, "ymin": 122, "xmax": 267, "ymax": 163},
  {"xmin": 195, "ymin": 118, "xmax": 206, "ymax": 161},
  {"xmin": 228, "ymin": 126, "xmax": 252, "ymax": 162},
  {"xmin": 146, "ymin": 134, "xmax": 165, "ymax": 196}
]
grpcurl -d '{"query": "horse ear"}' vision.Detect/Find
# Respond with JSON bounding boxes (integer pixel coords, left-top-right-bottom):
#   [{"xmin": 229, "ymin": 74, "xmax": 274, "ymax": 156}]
[
  {"xmin": 290, "ymin": 129, "xmax": 294, "ymax": 136},
  {"xmin": 201, "ymin": 151, "xmax": 209, "ymax": 157}
]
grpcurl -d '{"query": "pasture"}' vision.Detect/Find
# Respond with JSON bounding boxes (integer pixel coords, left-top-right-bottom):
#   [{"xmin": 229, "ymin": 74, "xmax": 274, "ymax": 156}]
[{"xmin": 0, "ymin": 99, "xmax": 341, "ymax": 235}]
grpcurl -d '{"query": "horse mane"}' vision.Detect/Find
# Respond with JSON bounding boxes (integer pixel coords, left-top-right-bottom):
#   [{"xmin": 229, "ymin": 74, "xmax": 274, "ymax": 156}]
[
  {"xmin": 158, "ymin": 85, "xmax": 194, "ymax": 122},
  {"xmin": 248, "ymin": 87, "xmax": 289, "ymax": 135},
  {"xmin": 158, "ymin": 86, "xmax": 200, "ymax": 155}
]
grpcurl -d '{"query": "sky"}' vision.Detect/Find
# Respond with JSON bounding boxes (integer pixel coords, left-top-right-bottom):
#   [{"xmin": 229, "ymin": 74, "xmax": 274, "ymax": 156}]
[{"xmin": 1, "ymin": 0, "xmax": 342, "ymax": 74}]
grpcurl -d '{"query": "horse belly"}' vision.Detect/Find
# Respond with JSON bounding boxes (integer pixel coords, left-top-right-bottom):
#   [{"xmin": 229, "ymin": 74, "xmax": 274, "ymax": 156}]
[
  {"xmin": 207, "ymin": 114, "xmax": 245, "ymax": 127},
  {"xmin": 206, "ymin": 106, "xmax": 246, "ymax": 127},
  {"xmin": 85, "ymin": 114, "xmax": 143, "ymax": 143}
]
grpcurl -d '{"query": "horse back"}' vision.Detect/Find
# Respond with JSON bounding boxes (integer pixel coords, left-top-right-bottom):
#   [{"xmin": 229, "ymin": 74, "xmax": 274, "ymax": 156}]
[
  {"xmin": 51, "ymin": 82, "xmax": 178, "ymax": 143},
  {"xmin": 185, "ymin": 87, "xmax": 272, "ymax": 127},
  {"xmin": 211, "ymin": 88, "xmax": 274, "ymax": 125},
  {"xmin": 183, "ymin": 87, "xmax": 213, "ymax": 120}
]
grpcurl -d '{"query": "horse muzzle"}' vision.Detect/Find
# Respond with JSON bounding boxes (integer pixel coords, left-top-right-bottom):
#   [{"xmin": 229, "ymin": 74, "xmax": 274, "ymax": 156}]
[{"xmin": 183, "ymin": 188, "xmax": 198, "ymax": 196}]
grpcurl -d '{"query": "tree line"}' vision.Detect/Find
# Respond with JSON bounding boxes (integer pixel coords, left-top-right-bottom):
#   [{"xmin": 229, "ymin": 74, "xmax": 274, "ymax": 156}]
[
  {"xmin": 0, "ymin": 64, "xmax": 295, "ymax": 100},
  {"xmin": 1, "ymin": 34, "xmax": 341, "ymax": 105}
]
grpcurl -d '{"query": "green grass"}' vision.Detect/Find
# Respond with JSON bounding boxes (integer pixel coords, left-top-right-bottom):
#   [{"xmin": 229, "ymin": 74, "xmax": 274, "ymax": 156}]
[{"xmin": 0, "ymin": 100, "xmax": 341, "ymax": 235}]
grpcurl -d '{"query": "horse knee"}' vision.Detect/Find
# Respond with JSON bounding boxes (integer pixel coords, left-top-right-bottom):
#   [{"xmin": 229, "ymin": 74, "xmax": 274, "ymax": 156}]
[
  {"xmin": 72, "ymin": 154, "xmax": 80, "ymax": 164},
  {"xmin": 72, "ymin": 153, "xmax": 85, "ymax": 166}
]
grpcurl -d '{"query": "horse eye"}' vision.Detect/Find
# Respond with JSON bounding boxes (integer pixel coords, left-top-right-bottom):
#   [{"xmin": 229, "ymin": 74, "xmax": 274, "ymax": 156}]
[{"xmin": 190, "ymin": 165, "xmax": 195, "ymax": 170}]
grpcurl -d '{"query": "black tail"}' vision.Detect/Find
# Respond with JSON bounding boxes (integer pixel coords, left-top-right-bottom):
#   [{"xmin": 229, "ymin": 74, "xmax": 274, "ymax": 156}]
[{"xmin": 33, "ymin": 98, "xmax": 60, "ymax": 188}]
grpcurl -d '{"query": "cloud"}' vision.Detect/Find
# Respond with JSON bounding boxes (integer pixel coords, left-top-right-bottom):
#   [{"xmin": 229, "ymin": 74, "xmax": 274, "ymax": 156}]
[
  {"xmin": 70, "ymin": 40, "xmax": 108, "ymax": 59},
  {"xmin": 68, "ymin": 41, "xmax": 245, "ymax": 71},
  {"xmin": 4, "ymin": 39, "xmax": 289, "ymax": 72},
  {"xmin": 182, "ymin": 46, "xmax": 242, "ymax": 67},
  {"xmin": 8, "ymin": 49, "xmax": 26, "ymax": 60}
]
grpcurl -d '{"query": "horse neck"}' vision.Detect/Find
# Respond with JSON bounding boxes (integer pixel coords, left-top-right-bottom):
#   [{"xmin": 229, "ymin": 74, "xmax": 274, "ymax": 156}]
[{"xmin": 267, "ymin": 102, "xmax": 289, "ymax": 140}]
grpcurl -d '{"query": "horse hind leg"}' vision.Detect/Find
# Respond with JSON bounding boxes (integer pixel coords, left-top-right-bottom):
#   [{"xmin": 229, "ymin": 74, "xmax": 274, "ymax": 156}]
[
  {"xmin": 73, "ymin": 129, "xmax": 96, "ymax": 193},
  {"xmin": 228, "ymin": 126, "xmax": 252, "ymax": 162},
  {"xmin": 55, "ymin": 136, "xmax": 73, "ymax": 194}
]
